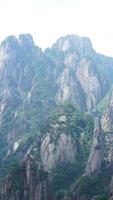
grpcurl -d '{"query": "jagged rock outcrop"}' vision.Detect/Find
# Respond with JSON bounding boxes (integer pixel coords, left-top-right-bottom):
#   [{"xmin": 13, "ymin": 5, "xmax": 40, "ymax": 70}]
[
  {"xmin": 76, "ymin": 59, "xmax": 102, "ymax": 110},
  {"xmin": 41, "ymin": 132, "xmax": 76, "ymax": 171},
  {"xmin": 0, "ymin": 154, "xmax": 50, "ymax": 200},
  {"xmin": 101, "ymin": 90, "xmax": 113, "ymax": 131},
  {"xmin": 85, "ymin": 117, "xmax": 104, "ymax": 175},
  {"xmin": 45, "ymin": 35, "xmax": 113, "ymax": 111},
  {"xmin": 0, "ymin": 105, "xmax": 93, "ymax": 200}
]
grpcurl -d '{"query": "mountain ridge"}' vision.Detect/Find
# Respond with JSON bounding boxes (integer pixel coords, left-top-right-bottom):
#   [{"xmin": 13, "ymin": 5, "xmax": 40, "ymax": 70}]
[{"xmin": 0, "ymin": 33, "xmax": 113, "ymax": 200}]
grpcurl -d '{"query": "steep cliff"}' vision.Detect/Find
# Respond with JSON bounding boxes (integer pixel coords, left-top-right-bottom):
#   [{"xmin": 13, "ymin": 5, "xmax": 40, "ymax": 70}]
[
  {"xmin": 0, "ymin": 34, "xmax": 113, "ymax": 200},
  {"xmin": 45, "ymin": 35, "xmax": 113, "ymax": 111},
  {"xmin": 0, "ymin": 105, "xmax": 94, "ymax": 200},
  {"xmin": 85, "ymin": 117, "xmax": 104, "ymax": 176}
]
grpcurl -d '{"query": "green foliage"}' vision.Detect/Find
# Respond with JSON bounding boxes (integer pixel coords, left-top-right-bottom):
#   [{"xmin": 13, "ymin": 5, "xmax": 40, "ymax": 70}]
[
  {"xmin": 48, "ymin": 104, "xmax": 86, "ymax": 131},
  {"xmin": 83, "ymin": 116, "xmax": 94, "ymax": 158},
  {"xmin": 55, "ymin": 190, "xmax": 65, "ymax": 200},
  {"xmin": 47, "ymin": 104, "xmax": 94, "ymax": 198},
  {"xmin": 17, "ymin": 131, "xmax": 37, "ymax": 150},
  {"xmin": 77, "ymin": 165, "xmax": 111, "ymax": 200},
  {"xmin": 9, "ymin": 165, "xmax": 25, "ymax": 193},
  {"xmin": 51, "ymin": 160, "xmax": 84, "ymax": 199},
  {"xmin": 39, "ymin": 169, "xmax": 48, "ymax": 181},
  {"xmin": 0, "ymin": 99, "xmax": 95, "ymax": 199},
  {"xmin": 96, "ymin": 89, "xmax": 112, "ymax": 114}
]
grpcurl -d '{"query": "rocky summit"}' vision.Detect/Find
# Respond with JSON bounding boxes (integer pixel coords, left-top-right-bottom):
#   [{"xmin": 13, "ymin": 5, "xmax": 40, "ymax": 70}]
[{"xmin": 0, "ymin": 34, "xmax": 113, "ymax": 200}]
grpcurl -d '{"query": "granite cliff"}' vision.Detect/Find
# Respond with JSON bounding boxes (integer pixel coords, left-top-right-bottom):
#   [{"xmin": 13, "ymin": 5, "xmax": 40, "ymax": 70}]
[{"xmin": 0, "ymin": 34, "xmax": 113, "ymax": 200}]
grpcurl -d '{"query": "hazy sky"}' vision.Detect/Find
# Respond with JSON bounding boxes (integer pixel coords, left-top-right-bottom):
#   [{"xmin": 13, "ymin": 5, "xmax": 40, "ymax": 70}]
[{"xmin": 0, "ymin": 0, "xmax": 113, "ymax": 56}]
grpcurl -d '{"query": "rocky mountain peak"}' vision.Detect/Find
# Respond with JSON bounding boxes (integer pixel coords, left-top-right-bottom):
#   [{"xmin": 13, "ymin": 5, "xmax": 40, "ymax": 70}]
[
  {"xmin": 0, "ymin": 34, "xmax": 37, "ymax": 55},
  {"xmin": 1, "ymin": 35, "xmax": 20, "ymax": 54},
  {"xmin": 18, "ymin": 34, "xmax": 35, "ymax": 50},
  {"xmin": 51, "ymin": 34, "xmax": 94, "ymax": 58}
]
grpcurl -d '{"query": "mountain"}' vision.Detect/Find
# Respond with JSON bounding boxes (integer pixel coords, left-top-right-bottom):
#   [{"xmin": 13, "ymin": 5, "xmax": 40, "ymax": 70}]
[{"xmin": 0, "ymin": 34, "xmax": 113, "ymax": 200}]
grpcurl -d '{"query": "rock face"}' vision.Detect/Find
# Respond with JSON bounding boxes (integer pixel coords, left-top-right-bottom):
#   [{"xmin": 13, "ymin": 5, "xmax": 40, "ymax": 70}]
[
  {"xmin": 76, "ymin": 59, "xmax": 102, "ymax": 110},
  {"xmin": 45, "ymin": 35, "xmax": 113, "ymax": 111},
  {"xmin": 85, "ymin": 117, "xmax": 104, "ymax": 176},
  {"xmin": 0, "ymin": 155, "xmax": 49, "ymax": 200},
  {"xmin": 1, "ymin": 34, "xmax": 113, "ymax": 200},
  {"xmin": 41, "ymin": 133, "xmax": 76, "ymax": 171},
  {"xmin": 0, "ymin": 105, "xmax": 93, "ymax": 200},
  {"xmin": 101, "ymin": 91, "xmax": 113, "ymax": 131}
]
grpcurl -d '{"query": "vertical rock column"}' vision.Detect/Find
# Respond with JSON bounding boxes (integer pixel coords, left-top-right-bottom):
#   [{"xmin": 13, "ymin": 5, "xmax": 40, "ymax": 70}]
[{"xmin": 85, "ymin": 117, "xmax": 104, "ymax": 175}]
